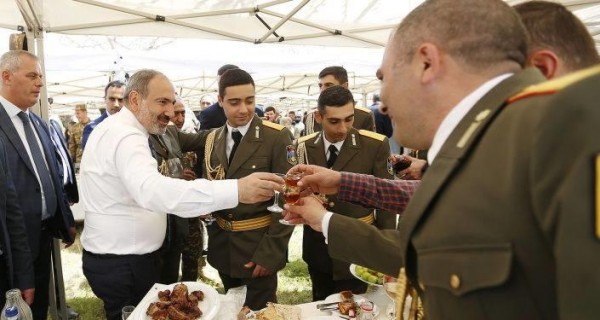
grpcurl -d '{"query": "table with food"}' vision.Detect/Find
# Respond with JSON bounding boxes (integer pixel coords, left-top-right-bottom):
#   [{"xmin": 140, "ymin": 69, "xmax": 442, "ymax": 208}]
[{"xmin": 127, "ymin": 264, "xmax": 400, "ymax": 320}]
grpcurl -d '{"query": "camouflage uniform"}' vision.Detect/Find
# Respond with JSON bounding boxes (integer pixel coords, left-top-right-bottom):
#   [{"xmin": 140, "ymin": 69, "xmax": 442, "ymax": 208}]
[
  {"xmin": 68, "ymin": 119, "xmax": 89, "ymax": 164},
  {"xmin": 180, "ymin": 217, "xmax": 206, "ymax": 281},
  {"xmin": 180, "ymin": 149, "xmax": 206, "ymax": 281}
]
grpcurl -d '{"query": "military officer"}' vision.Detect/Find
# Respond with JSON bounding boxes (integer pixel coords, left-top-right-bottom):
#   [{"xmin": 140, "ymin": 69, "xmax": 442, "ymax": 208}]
[
  {"xmin": 67, "ymin": 103, "xmax": 90, "ymax": 165},
  {"xmin": 148, "ymin": 119, "xmax": 209, "ymax": 284},
  {"xmin": 202, "ymin": 68, "xmax": 295, "ymax": 310},
  {"xmin": 298, "ymin": 85, "xmax": 397, "ymax": 301},
  {"xmin": 282, "ymin": 1, "xmax": 600, "ymax": 319},
  {"xmin": 303, "ymin": 66, "xmax": 374, "ymax": 136}
]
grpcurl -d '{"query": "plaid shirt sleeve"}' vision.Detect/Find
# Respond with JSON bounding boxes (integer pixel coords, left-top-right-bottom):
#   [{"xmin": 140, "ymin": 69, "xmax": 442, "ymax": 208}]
[{"xmin": 338, "ymin": 172, "xmax": 420, "ymax": 213}]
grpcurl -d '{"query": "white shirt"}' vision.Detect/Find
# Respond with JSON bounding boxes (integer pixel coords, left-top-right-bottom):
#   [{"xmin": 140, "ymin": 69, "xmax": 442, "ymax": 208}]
[
  {"xmin": 322, "ymin": 73, "xmax": 513, "ymax": 240},
  {"xmin": 0, "ymin": 96, "xmax": 52, "ymax": 218},
  {"xmin": 225, "ymin": 120, "xmax": 252, "ymax": 159},
  {"xmin": 80, "ymin": 107, "xmax": 238, "ymax": 254}
]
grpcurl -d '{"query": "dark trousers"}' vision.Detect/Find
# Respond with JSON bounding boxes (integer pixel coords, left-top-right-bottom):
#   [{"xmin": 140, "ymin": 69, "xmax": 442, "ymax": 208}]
[
  {"xmin": 307, "ymin": 266, "xmax": 367, "ymax": 301},
  {"xmin": 0, "ymin": 256, "xmax": 8, "ymax": 310},
  {"xmin": 158, "ymin": 246, "xmax": 182, "ymax": 284},
  {"xmin": 32, "ymin": 228, "xmax": 52, "ymax": 320},
  {"xmin": 82, "ymin": 250, "xmax": 159, "ymax": 320},
  {"xmin": 219, "ymin": 272, "xmax": 277, "ymax": 311}
]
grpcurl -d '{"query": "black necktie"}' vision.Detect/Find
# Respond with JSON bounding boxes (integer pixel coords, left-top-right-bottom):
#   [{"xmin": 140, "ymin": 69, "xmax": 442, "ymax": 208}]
[
  {"xmin": 18, "ymin": 112, "xmax": 57, "ymax": 220},
  {"xmin": 229, "ymin": 130, "xmax": 243, "ymax": 163},
  {"xmin": 327, "ymin": 145, "xmax": 338, "ymax": 168}
]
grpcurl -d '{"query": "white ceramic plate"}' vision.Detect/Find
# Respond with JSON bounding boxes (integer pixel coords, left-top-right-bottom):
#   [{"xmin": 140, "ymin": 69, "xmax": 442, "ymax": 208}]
[
  {"xmin": 349, "ymin": 264, "xmax": 383, "ymax": 287},
  {"xmin": 323, "ymin": 293, "xmax": 379, "ymax": 317},
  {"xmin": 134, "ymin": 281, "xmax": 220, "ymax": 320}
]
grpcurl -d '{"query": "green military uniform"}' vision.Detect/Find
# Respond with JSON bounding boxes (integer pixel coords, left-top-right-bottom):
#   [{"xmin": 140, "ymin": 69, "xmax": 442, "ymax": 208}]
[
  {"xmin": 203, "ymin": 115, "xmax": 295, "ymax": 310},
  {"xmin": 68, "ymin": 119, "xmax": 90, "ymax": 163},
  {"xmin": 324, "ymin": 67, "xmax": 600, "ymax": 319},
  {"xmin": 148, "ymin": 126, "xmax": 210, "ymax": 284},
  {"xmin": 298, "ymin": 127, "xmax": 397, "ymax": 301},
  {"xmin": 303, "ymin": 106, "xmax": 375, "ymax": 136}
]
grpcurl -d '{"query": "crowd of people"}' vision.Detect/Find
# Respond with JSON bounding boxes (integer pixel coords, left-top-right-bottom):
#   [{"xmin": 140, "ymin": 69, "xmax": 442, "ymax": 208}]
[{"xmin": 0, "ymin": 0, "xmax": 599, "ymax": 319}]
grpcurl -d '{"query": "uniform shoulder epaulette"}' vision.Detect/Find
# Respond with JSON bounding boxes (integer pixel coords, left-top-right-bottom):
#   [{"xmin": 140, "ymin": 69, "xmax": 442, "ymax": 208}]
[
  {"xmin": 297, "ymin": 132, "xmax": 319, "ymax": 144},
  {"xmin": 355, "ymin": 106, "xmax": 372, "ymax": 114},
  {"xmin": 262, "ymin": 120, "xmax": 284, "ymax": 131},
  {"xmin": 358, "ymin": 129, "xmax": 385, "ymax": 141},
  {"xmin": 509, "ymin": 65, "xmax": 600, "ymax": 104}
]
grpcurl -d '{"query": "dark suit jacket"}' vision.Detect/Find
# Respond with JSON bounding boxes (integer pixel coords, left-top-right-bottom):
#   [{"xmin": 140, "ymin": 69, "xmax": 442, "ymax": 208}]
[
  {"xmin": 371, "ymin": 104, "xmax": 393, "ymax": 138},
  {"xmin": 0, "ymin": 105, "xmax": 75, "ymax": 259},
  {"xmin": 326, "ymin": 69, "xmax": 590, "ymax": 320},
  {"xmin": 298, "ymin": 128, "xmax": 396, "ymax": 280},
  {"xmin": 0, "ymin": 138, "xmax": 34, "ymax": 290},
  {"xmin": 48, "ymin": 119, "xmax": 78, "ymax": 203},
  {"xmin": 197, "ymin": 102, "xmax": 226, "ymax": 130},
  {"xmin": 81, "ymin": 111, "xmax": 108, "ymax": 150},
  {"xmin": 203, "ymin": 116, "xmax": 294, "ymax": 278}
]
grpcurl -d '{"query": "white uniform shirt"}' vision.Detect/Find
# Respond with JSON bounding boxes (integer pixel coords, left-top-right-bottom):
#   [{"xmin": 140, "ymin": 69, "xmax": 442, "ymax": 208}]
[{"xmin": 80, "ymin": 107, "xmax": 238, "ymax": 254}]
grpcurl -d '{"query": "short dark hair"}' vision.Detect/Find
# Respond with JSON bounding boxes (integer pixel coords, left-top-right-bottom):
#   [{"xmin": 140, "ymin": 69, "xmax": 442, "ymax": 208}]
[
  {"xmin": 217, "ymin": 64, "xmax": 239, "ymax": 76},
  {"xmin": 318, "ymin": 86, "xmax": 355, "ymax": 115},
  {"xmin": 394, "ymin": 0, "xmax": 527, "ymax": 72},
  {"xmin": 218, "ymin": 68, "xmax": 254, "ymax": 97},
  {"xmin": 265, "ymin": 106, "xmax": 276, "ymax": 113},
  {"xmin": 373, "ymin": 94, "xmax": 381, "ymax": 103},
  {"xmin": 318, "ymin": 66, "xmax": 348, "ymax": 84},
  {"xmin": 104, "ymin": 80, "xmax": 126, "ymax": 98},
  {"xmin": 514, "ymin": 1, "xmax": 600, "ymax": 72}
]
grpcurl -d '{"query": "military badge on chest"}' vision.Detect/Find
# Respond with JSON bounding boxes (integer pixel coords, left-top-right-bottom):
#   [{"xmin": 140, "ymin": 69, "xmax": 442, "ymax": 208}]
[{"xmin": 287, "ymin": 145, "xmax": 298, "ymax": 165}]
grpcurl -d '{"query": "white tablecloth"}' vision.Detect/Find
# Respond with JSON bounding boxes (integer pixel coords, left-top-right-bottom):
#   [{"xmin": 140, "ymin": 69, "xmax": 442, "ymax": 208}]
[{"xmin": 129, "ymin": 284, "xmax": 393, "ymax": 319}]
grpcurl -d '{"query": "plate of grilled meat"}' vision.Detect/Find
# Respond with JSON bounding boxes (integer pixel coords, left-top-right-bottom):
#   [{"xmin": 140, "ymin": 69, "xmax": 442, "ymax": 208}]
[{"xmin": 137, "ymin": 282, "xmax": 220, "ymax": 320}]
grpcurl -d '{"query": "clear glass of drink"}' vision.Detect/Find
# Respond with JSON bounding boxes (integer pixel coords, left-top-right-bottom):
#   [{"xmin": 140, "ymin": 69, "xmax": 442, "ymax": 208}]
[
  {"xmin": 279, "ymin": 172, "xmax": 303, "ymax": 225},
  {"xmin": 383, "ymin": 275, "xmax": 399, "ymax": 319},
  {"xmin": 121, "ymin": 305, "xmax": 135, "ymax": 320}
]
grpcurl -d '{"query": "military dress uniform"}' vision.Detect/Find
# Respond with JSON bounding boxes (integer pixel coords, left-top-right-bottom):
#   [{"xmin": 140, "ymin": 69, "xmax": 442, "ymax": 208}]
[
  {"xmin": 303, "ymin": 106, "xmax": 375, "ymax": 136},
  {"xmin": 68, "ymin": 118, "xmax": 90, "ymax": 164},
  {"xmin": 148, "ymin": 126, "xmax": 210, "ymax": 284},
  {"xmin": 202, "ymin": 115, "xmax": 295, "ymax": 310},
  {"xmin": 322, "ymin": 67, "xmax": 600, "ymax": 320},
  {"xmin": 297, "ymin": 128, "xmax": 397, "ymax": 301}
]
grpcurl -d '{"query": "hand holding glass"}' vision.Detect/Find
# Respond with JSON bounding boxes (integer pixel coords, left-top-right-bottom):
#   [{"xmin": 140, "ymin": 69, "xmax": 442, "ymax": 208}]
[{"xmin": 274, "ymin": 172, "xmax": 303, "ymax": 225}]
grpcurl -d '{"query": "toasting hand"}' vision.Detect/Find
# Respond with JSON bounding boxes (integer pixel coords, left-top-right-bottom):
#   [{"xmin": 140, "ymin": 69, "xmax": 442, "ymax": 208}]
[
  {"xmin": 237, "ymin": 172, "xmax": 285, "ymax": 204},
  {"xmin": 282, "ymin": 195, "xmax": 328, "ymax": 232},
  {"xmin": 287, "ymin": 164, "xmax": 342, "ymax": 196}
]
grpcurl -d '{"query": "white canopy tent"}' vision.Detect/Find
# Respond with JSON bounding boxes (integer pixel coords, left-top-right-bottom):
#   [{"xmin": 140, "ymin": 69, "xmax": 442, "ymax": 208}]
[{"xmin": 1, "ymin": 0, "xmax": 599, "ymax": 113}]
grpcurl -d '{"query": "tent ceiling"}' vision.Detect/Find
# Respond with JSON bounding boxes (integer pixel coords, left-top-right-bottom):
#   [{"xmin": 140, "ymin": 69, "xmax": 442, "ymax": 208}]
[
  {"xmin": 3, "ymin": 0, "xmax": 599, "ymax": 47},
  {"xmin": 1, "ymin": 0, "xmax": 600, "ymax": 107}
]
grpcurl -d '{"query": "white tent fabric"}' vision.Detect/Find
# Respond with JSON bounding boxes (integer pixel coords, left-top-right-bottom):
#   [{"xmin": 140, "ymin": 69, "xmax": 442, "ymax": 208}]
[{"xmin": 0, "ymin": 0, "xmax": 599, "ymax": 107}]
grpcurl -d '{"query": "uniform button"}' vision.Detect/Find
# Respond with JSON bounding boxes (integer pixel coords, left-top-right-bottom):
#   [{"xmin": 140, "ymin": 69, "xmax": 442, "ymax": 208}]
[
  {"xmin": 450, "ymin": 274, "xmax": 461, "ymax": 290},
  {"xmin": 328, "ymin": 201, "xmax": 335, "ymax": 208},
  {"xmin": 228, "ymin": 214, "xmax": 233, "ymax": 219},
  {"xmin": 251, "ymin": 165, "xmax": 256, "ymax": 169},
  {"xmin": 418, "ymin": 281, "xmax": 426, "ymax": 291}
]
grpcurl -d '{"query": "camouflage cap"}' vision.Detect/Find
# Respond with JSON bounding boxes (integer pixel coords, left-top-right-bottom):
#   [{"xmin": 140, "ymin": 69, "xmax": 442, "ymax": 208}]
[{"xmin": 75, "ymin": 103, "xmax": 87, "ymax": 111}]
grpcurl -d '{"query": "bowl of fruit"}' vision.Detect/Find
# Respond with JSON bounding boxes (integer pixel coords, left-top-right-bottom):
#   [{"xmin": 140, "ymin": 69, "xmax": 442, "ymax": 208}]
[{"xmin": 349, "ymin": 264, "xmax": 384, "ymax": 287}]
